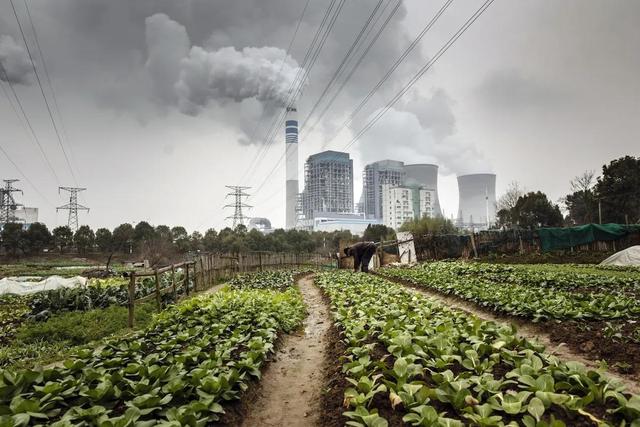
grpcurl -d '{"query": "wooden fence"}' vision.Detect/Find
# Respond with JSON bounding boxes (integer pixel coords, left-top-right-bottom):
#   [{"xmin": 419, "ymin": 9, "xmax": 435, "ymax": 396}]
[{"xmin": 127, "ymin": 251, "xmax": 331, "ymax": 326}]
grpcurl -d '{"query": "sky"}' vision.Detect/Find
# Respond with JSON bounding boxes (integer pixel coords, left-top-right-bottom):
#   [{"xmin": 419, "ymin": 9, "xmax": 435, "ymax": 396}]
[{"xmin": 0, "ymin": 0, "xmax": 638, "ymax": 231}]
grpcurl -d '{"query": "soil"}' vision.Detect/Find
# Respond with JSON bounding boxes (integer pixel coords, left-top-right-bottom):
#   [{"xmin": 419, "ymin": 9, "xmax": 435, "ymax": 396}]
[
  {"xmin": 376, "ymin": 272, "xmax": 640, "ymax": 395},
  {"xmin": 238, "ymin": 275, "xmax": 332, "ymax": 427}
]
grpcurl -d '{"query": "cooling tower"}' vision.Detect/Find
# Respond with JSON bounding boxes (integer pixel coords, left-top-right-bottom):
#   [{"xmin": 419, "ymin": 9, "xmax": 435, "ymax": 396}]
[
  {"xmin": 285, "ymin": 106, "xmax": 298, "ymax": 229},
  {"xmin": 403, "ymin": 164, "xmax": 442, "ymax": 217},
  {"xmin": 457, "ymin": 173, "xmax": 496, "ymax": 228}
]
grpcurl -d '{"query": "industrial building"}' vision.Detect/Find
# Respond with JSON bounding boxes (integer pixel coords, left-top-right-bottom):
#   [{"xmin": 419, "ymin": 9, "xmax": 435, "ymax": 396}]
[
  {"xmin": 301, "ymin": 150, "xmax": 354, "ymax": 219},
  {"xmin": 457, "ymin": 173, "xmax": 497, "ymax": 229},
  {"xmin": 285, "ymin": 106, "xmax": 299, "ymax": 230},
  {"xmin": 381, "ymin": 184, "xmax": 435, "ymax": 229},
  {"xmin": 248, "ymin": 217, "xmax": 274, "ymax": 234},
  {"xmin": 307, "ymin": 212, "xmax": 381, "ymax": 235},
  {"xmin": 363, "ymin": 161, "xmax": 442, "ymax": 220}
]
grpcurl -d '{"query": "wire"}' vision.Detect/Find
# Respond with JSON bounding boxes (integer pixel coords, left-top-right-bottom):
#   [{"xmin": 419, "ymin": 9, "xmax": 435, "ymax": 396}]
[
  {"xmin": 0, "ymin": 66, "xmax": 61, "ymax": 185},
  {"xmin": 343, "ymin": 0, "xmax": 495, "ymax": 151},
  {"xmin": 303, "ymin": 0, "xmax": 402, "ymax": 138},
  {"xmin": 9, "ymin": 0, "xmax": 78, "ymax": 185},
  {"xmin": 0, "ymin": 143, "xmax": 54, "ymax": 207},
  {"xmin": 238, "ymin": 0, "xmax": 312, "ymax": 184},
  {"xmin": 299, "ymin": 0, "xmax": 385, "ymax": 131}
]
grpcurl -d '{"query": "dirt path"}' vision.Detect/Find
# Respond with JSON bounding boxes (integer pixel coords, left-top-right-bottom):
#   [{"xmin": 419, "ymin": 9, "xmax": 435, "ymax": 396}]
[
  {"xmin": 376, "ymin": 273, "xmax": 640, "ymax": 394},
  {"xmin": 240, "ymin": 275, "xmax": 331, "ymax": 427}
]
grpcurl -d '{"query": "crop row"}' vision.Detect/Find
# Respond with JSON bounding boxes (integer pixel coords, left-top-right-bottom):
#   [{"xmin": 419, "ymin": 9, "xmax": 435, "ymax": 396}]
[
  {"xmin": 316, "ymin": 271, "xmax": 640, "ymax": 426},
  {"xmin": 382, "ymin": 263, "xmax": 640, "ymax": 321},
  {"xmin": 0, "ymin": 272, "xmax": 305, "ymax": 426}
]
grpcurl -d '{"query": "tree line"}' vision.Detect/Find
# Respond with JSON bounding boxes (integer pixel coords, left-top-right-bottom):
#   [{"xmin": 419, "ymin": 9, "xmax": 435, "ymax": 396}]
[{"xmin": 496, "ymin": 156, "xmax": 640, "ymax": 229}]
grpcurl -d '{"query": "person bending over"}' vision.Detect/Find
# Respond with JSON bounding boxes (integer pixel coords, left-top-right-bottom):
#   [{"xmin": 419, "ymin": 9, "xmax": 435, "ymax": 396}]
[{"xmin": 344, "ymin": 241, "xmax": 378, "ymax": 273}]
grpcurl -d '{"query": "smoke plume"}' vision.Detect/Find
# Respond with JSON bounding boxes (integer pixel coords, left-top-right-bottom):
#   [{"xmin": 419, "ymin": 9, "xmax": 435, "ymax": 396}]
[
  {"xmin": 144, "ymin": 13, "xmax": 303, "ymax": 115},
  {"xmin": 0, "ymin": 35, "xmax": 33, "ymax": 85}
]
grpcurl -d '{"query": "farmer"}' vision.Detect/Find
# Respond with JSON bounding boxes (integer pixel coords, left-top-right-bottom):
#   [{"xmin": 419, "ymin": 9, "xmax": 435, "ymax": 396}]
[{"xmin": 343, "ymin": 241, "xmax": 378, "ymax": 273}]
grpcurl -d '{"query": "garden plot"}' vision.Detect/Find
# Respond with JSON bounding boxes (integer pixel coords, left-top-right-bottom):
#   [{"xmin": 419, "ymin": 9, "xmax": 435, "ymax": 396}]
[
  {"xmin": 381, "ymin": 262, "xmax": 640, "ymax": 379},
  {"xmin": 316, "ymin": 271, "xmax": 640, "ymax": 427}
]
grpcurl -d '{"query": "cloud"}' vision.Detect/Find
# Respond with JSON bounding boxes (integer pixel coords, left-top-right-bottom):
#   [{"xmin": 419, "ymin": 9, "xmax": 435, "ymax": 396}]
[
  {"xmin": 355, "ymin": 91, "xmax": 491, "ymax": 176},
  {"xmin": 0, "ymin": 35, "xmax": 33, "ymax": 85},
  {"xmin": 143, "ymin": 13, "xmax": 304, "ymax": 116}
]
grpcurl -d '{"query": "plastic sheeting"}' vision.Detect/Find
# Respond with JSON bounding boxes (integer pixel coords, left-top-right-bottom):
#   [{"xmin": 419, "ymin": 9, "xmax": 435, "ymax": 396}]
[
  {"xmin": 537, "ymin": 223, "xmax": 640, "ymax": 251},
  {"xmin": 600, "ymin": 245, "xmax": 640, "ymax": 266},
  {"xmin": 0, "ymin": 276, "xmax": 87, "ymax": 295}
]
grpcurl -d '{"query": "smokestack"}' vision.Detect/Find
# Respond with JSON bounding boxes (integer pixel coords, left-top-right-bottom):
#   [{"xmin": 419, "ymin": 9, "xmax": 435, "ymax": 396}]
[{"xmin": 285, "ymin": 106, "xmax": 298, "ymax": 229}]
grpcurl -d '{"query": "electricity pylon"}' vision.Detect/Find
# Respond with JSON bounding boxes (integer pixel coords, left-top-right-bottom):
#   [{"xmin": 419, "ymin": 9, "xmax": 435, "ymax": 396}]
[
  {"xmin": 224, "ymin": 186, "xmax": 252, "ymax": 228},
  {"xmin": 57, "ymin": 187, "xmax": 89, "ymax": 231},
  {"xmin": 0, "ymin": 179, "xmax": 23, "ymax": 224}
]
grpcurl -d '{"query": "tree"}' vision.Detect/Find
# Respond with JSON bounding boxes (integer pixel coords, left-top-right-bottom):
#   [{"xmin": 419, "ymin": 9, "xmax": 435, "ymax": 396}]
[
  {"xmin": 95, "ymin": 228, "xmax": 113, "ymax": 253},
  {"xmin": 399, "ymin": 217, "xmax": 457, "ymax": 236},
  {"xmin": 24, "ymin": 222, "xmax": 51, "ymax": 254},
  {"xmin": 74, "ymin": 225, "xmax": 95, "ymax": 254},
  {"xmin": 155, "ymin": 225, "xmax": 173, "ymax": 243},
  {"xmin": 52, "ymin": 226, "xmax": 73, "ymax": 254},
  {"xmin": 133, "ymin": 221, "xmax": 156, "ymax": 248},
  {"xmin": 171, "ymin": 226, "xmax": 190, "ymax": 252},
  {"xmin": 1, "ymin": 223, "xmax": 27, "ymax": 256},
  {"xmin": 512, "ymin": 191, "xmax": 563, "ymax": 228},
  {"xmin": 564, "ymin": 170, "xmax": 598, "ymax": 225},
  {"xmin": 594, "ymin": 156, "xmax": 640, "ymax": 224},
  {"xmin": 203, "ymin": 228, "xmax": 218, "ymax": 251},
  {"xmin": 363, "ymin": 224, "xmax": 395, "ymax": 242},
  {"xmin": 497, "ymin": 181, "xmax": 524, "ymax": 212},
  {"xmin": 112, "ymin": 223, "xmax": 134, "ymax": 253},
  {"xmin": 190, "ymin": 231, "xmax": 203, "ymax": 252}
]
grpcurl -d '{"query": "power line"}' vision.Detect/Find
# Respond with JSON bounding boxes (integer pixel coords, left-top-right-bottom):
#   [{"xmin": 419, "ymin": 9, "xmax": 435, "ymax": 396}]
[
  {"xmin": 0, "ymin": 66, "xmax": 61, "ymax": 185},
  {"xmin": 343, "ymin": 0, "xmax": 495, "ymax": 151},
  {"xmin": 0, "ymin": 144, "xmax": 54, "ymax": 207},
  {"xmin": 299, "ymin": 0, "xmax": 385, "ymax": 130},
  {"xmin": 9, "ymin": 0, "xmax": 78, "ymax": 185},
  {"xmin": 302, "ymin": 0, "xmax": 403, "ymax": 138},
  {"xmin": 238, "ymin": 0, "xmax": 312, "ymax": 184}
]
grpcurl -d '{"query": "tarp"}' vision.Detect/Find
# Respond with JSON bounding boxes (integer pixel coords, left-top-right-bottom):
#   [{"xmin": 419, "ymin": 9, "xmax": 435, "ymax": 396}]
[
  {"xmin": 537, "ymin": 223, "xmax": 640, "ymax": 251},
  {"xmin": 600, "ymin": 245, "xmax": 640, "ymax": 266},
  {"xmin": 0, "ymin": 275, "xmax": 87, "ymax": 295}
]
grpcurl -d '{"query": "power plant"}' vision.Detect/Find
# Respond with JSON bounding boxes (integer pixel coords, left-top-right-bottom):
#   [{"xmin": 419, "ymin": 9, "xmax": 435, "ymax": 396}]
[
  {"xmin": 285, "ymin": 106, "xmax": 299, "ymax": 229},
  {"xmin": 457, "ymin": 173, "xmax": 496, "ymax": 229}
]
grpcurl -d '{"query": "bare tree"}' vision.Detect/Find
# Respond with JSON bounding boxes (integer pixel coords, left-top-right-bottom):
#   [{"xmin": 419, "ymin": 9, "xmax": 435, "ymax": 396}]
[
  {"xmin": 497, "ymin": 181, "xmax": 524, "ymax": 211},
  {"xmin": 570, "ymin": 170, "xmax": 596, "ymax": 193}
]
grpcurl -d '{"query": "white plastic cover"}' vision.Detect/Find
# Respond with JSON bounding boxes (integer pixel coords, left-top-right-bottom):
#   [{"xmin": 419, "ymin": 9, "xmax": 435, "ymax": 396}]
[
  {"xmin": 599, "ymin": 245, "xmax": 640, "ymax": 266},
  {"xmin": 0, "ymin": 276, "xmax": 87, "ymax": 295}
]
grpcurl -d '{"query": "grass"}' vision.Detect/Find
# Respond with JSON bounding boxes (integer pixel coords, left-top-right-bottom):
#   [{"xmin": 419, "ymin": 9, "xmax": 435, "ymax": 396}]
[{"xmin": 0, "ymin": 302, "xmax": 156, "ymax": 369}]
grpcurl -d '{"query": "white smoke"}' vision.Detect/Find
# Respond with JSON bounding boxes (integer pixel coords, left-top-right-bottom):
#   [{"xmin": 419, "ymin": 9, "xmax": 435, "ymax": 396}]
[
  {"xmin": 144, "ymin": 13, "xmax": 303, "ymax": 116},
  {"xmin": 0, "ymin": 35, "xmax": 33, "ymax": 85}
]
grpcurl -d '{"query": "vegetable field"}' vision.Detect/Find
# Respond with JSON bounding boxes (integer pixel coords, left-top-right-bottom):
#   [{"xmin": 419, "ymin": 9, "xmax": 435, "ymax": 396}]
[{"xmin": 1, "ymin": 265, "xmax": 639, "ymax": 426}]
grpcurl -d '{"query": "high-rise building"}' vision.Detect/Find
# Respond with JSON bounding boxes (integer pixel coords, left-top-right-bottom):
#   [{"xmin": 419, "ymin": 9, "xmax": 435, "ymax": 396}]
[
  {"xmin": 285, "ymin": 106, "xmax": 298, "ymax": 229},
  {"xmin": 457, "ymin": 173, "xmax": 497, "ymax": 229},
  {"xmin": 363, "ymin": 160, "xmax": 405, "ymax": 219},
  {"xmin": 301, "ymin": 151, "xmax": 354, "ymax": 219},
  {"xmin": 381, "ymin": 184, "xmax": 435, "ymax": 229},
  {"xmin": 363, "ymin": 161, "xmax": 442, "ymax": 220}
]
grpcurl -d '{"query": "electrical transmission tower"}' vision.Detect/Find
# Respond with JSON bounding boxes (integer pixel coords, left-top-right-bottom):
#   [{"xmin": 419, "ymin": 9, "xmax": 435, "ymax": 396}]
[
  {"xmin": 57, "ymin": 187, "xmax": 89, "ymax": 231},
  {"xmin": 224, "ymin": 186, "xmax": 252, "ymax": 228},
  {"xmin": 0, "ymin": 179, "xmax": 23, "ymax": 224}
]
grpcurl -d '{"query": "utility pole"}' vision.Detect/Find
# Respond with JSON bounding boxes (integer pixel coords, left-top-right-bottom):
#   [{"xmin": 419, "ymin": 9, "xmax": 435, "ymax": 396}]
[
  {"xmin": 598, "ymin": 198, "xmax": 602, "ymax": 225},
  {"xmin": 57, "ymin": 187, "xmax": 89, "ymax": 231},
  {"xmin": 224, "ymin": 186, "xmax": 252, "ymax": 228},
  {"xmin": 0, "ymin": 179, "xmax": 23, "ymax": 224}
]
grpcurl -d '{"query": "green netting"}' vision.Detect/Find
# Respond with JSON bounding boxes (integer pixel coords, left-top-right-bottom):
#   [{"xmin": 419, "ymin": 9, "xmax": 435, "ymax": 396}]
[{"xmin": 538, "ymin": 223, "xmax": 640, "ymax": 251}]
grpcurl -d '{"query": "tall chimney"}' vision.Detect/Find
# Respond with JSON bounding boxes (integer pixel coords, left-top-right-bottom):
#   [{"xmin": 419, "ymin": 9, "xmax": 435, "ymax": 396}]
[{"xmin": 285, "ymin": 106, "xmax": 298, "ymax": 229}]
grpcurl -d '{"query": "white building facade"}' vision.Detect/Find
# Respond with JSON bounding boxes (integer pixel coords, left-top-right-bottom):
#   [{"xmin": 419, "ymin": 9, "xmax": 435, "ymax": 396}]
[{"xmin": 382, "ymin": 184, "xmax": 435, "ymax": 229}]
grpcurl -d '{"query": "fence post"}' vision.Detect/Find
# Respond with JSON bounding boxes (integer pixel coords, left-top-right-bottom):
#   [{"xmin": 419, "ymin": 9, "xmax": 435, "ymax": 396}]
[
  {"xmin": 128, "ymin": 272, "xmax": 136, "ymax": 328},
  {"xmin": 259, "ymin": 252, "xmax": 263, "ymax": 272},
  {"xmin": 154, "ymin": 269, "xmax": 162, "ymax": 312},
  {"xmin": 185, "ymin": 263, "xmax": 190, "ymax": 296},
  {"xmin": 171, "ymin": 265, "xmax": 177, "ymax": 300}
]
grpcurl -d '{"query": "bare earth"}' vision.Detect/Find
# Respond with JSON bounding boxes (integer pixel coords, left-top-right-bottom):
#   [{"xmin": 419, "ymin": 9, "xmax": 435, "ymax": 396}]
[{"xmin": 240, "ymin": 275, "xmax": 331, "ymax": 427}]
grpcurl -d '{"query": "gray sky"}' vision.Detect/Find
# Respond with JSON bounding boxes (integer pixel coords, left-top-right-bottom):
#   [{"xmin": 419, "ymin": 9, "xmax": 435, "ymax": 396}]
[{"xmin": 1, "ymin": 0, "xmax": 638, "ymax": 231}]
